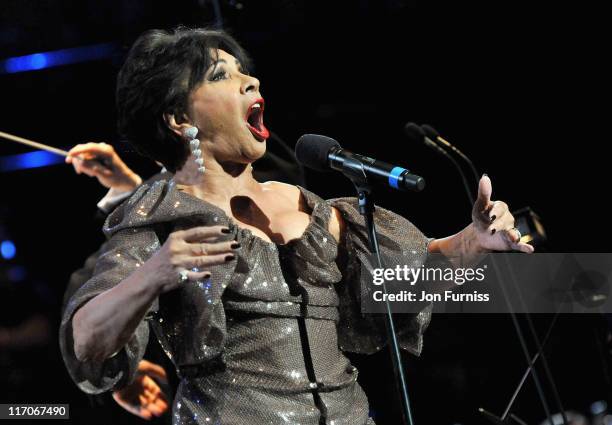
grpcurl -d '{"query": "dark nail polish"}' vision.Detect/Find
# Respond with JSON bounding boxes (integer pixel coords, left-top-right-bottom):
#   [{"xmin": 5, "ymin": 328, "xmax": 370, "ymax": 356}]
[
  {"xmin": 491, "ymin": 228, "xmax": 496, "ymax": 235},
  {"xmin": 203, "ymin": 273, "xmax": 212, "ymax": 279},
  {"xmin": 231, "ymin": 242, "xmax": 241, "ymax": 249},
  {"xmin": 483, "ymin": 173, "xmax": 488, "ymax": 177},
  {"xmin": 221, "ymin": 227, "xmax": 231, "ymax": 234},
  {"xmin": 225, "ymin": 254, "xmax": 235, "ymax": 262},
  {"xmin": 490, "ymin": 215, "xmax": 496, "ymax": 222}
]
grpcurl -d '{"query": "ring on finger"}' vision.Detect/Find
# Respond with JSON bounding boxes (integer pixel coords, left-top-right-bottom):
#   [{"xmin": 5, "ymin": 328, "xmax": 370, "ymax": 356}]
[
  {"xmin": 178, "ymin": 269, "xmax": 189, "ymax": 284},
  {"xmin": 511, "ymin": 227, "xmax": 522, "ymax": 243}
]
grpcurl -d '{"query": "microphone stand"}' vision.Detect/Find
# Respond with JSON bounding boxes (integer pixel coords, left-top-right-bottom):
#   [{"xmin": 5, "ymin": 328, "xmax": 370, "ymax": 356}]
[
  {"xmin": 339, "ymin": 155, "xmax": 415, "ymax": 425},
  {"xmin": 479, "ymin": 407, "xmax": 529, "ymax": 425},
  {"xmin": 427, "ymin": 133, "xmax": 566, "ymax": 425},
  {"xmin": 479, "ymin": 307, "xmax": 564, "ymax": 425},
  {"xmin": 422, "ymin": 136, "xmax": 475, "ymax": 208}
]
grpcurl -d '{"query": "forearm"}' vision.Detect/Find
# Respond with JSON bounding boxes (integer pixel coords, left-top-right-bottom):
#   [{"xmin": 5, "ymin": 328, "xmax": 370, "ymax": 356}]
[
  {"xmin": 428, "ymin": 223, "xmax": 488, "ymax": 268},
  {"xmin": 72, "ymin": 263, "xmax": 160, "ymax": 363}
]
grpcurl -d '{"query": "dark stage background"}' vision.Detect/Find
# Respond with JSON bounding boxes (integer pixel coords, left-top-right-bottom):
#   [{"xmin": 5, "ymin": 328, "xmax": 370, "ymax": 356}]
[{"xmin": 1, "ymin": 1, "xmax": 610, "ymax": 424}]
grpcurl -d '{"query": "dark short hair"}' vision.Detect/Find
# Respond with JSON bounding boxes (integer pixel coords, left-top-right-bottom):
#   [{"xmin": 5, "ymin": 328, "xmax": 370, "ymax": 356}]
[{"xmin": 116, "ymin": 27, "xmax": 252, "ymax": 173}]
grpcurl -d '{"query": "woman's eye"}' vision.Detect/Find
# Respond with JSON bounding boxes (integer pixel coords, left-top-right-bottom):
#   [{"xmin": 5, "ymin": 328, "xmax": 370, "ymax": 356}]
[{"xmin": 211, "ymin": 70, "xmax": 228, "ymax": 81}]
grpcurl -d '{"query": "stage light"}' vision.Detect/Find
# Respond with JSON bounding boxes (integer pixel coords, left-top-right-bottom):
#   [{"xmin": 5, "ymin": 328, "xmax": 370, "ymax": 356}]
[
  {"xmin": 7, "ymin": 53, "xmax": 49, "ymax": 72},
  {"xmin": 0, "ymin": 150, "xmax": 65, "ymax": 172},
  {"xmin": 512, "ymin": 206, "xmax": 547, "ymax": 248},
  {"xmin": 1, "ymin": 43, "xmax": 118, "ymax": 74},
  {"xmin": 1, "ymin": 240, "xmax": 16, "ymax": 259}
]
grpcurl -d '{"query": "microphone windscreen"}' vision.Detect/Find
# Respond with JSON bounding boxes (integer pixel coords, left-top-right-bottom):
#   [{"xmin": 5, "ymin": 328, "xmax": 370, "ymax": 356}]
[
  {"xmin": 421, "ymin": 124, "xmax": 440, "ymax": 140},
  {"xmin": 404, "ymin": 122, "xmax": 425, "ymax": 142},
  {"xmin": 295, "ymin": 134, "xmax": 340, "ymax": 171}
]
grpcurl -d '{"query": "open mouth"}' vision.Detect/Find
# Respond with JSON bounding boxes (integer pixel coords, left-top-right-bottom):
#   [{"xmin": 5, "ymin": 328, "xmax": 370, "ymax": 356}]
[{"xmin": 245, "ymin": 98, "xmax": 270, "ymax": 142}]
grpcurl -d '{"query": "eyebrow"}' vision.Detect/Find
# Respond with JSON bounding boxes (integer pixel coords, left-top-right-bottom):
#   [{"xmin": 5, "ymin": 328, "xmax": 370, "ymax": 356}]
[
  {"xmin": 206, "ymin": 57, "xmax": 245, "ymax": 78},
  {"xmin": 210, "ymin": 58, "xmax": 243, "ymax": 68}
]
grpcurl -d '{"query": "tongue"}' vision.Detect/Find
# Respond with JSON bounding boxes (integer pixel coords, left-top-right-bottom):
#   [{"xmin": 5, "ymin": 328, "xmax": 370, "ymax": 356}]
[{"xmin": 248, "ymin": 121, "xmax": 269, "ymax": 141}]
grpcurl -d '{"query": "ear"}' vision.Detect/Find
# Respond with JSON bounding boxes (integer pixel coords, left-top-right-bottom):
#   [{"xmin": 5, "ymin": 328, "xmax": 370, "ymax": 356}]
[{"xmin": 164, "ymin": 112, "xmax": 194, "ymax": 138}]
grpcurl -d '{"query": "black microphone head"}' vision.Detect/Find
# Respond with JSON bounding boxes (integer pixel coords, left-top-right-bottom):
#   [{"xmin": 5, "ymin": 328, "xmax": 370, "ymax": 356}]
[
  {"xmin": 404, "ymin": 122, "xmax": 426, "ymax": 143},
  {"xmin": 421, "ymin": 124, "xmax": 440, "ymax": 140},
  {"xmin": 295, "ymin": 134, "xmax": 340, "ymax": 171}
]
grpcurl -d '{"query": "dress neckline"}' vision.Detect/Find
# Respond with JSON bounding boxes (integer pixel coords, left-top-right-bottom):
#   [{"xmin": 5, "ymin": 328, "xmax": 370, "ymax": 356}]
[{"xmin": 170, "ymin": 180, "xmax": 333, "ymax": 248}]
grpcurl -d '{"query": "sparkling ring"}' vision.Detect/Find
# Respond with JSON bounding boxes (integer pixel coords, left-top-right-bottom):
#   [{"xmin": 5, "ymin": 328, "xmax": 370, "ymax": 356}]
[
  {"xmin": 512, "ymin": 227, "xmax": 522, "ymax": 243},
  {"xmin": 178, "ymin": 269, "xmax": 189, "ymax": 284}
]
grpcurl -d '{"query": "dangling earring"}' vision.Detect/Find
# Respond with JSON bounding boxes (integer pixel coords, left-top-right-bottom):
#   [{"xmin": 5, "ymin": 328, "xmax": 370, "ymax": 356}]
[{"xmin": 185, "ymin": 126, "xmax": 205, "ymax": 174}]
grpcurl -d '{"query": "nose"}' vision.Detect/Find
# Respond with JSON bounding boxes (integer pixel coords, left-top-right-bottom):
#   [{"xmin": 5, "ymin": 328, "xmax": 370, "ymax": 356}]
[{"xmin": 240, "ymin": 74, "xmax": 260, "ymax": 95}]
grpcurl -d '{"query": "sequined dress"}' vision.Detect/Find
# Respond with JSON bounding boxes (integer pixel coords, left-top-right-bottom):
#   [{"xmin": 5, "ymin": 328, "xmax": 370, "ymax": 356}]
[{"xmin": 60, "ymin": 180, "xmax": 431, "ymax": 425}]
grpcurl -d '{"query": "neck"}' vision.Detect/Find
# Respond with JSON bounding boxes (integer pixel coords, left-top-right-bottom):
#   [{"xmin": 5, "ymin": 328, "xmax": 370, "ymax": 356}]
[{"xmin": 174, "ymin": 154, "xmax": 260, "ymax": 205}]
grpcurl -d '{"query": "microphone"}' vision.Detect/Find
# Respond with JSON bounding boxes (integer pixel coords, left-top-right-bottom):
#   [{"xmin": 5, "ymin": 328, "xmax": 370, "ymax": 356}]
[
  {"xmin": 404, "ymin": 123, "xmax": 449, "ymax": 157},
  {"xmin": 295, "ymin": 134, "xmax": 425, "ymax": 192},
  {"xmin": 404, "ymin": 122, "xmax": 474, "ymax": 206},
  {"xmin": 421, "ymin": 124, "xmax": 480, "ymax": 185}
]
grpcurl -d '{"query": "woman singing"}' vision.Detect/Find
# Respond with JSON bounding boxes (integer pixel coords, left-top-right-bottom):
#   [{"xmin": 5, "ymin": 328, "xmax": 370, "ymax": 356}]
[{"xmin": 60, "ymin": 27, "xmax": 533, "ymax": 424}]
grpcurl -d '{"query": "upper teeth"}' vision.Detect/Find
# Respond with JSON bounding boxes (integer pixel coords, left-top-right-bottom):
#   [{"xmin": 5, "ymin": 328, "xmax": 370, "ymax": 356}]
[{"xmin": 251, "ymin": 104, "xmax": 261, "ymax": 109}]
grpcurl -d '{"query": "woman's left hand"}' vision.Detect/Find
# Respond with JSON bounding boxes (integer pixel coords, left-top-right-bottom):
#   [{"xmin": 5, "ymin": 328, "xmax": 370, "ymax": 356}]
[{"xmin": 471, "ymin": 175, "xmax": 534, "ymax": 253}]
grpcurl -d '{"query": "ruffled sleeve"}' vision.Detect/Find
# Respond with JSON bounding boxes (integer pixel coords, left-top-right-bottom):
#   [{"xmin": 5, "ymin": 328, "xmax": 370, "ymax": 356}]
[
  {"xmin": 59, "ymin": 226, "xmax": 161, "ymax": 394},
  {"xmin": 61, "ymin": 178, "xmax": 243, "ymax": 389},
  {"xmin": 327, "ymin": 197, "xmax": 432, "ymax": 356}
]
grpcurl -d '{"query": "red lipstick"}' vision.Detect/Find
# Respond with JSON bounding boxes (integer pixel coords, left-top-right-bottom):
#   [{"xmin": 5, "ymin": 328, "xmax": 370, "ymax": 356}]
[{"xmin": 245, "ymin": 98, "xmax": 270, "ymax": 141}]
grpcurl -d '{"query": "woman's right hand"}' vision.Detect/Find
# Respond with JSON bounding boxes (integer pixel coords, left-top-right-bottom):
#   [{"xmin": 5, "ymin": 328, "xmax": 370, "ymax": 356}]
[{"xmin": 147, "ymin": 225, "xmax": 239, "ymax": 293}]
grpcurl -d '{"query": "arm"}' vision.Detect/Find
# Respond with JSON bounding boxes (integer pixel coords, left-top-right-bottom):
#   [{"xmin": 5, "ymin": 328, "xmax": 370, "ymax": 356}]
[
  {"xmin": 72, "ymin": 259, "xmax": 161, "ymax": 362},
  {"xmin": 66, "ymin": 142, "xmax": 142, "ymax": 213},
  {"xmin": 328, "ymin": 176, "xmax": 531, "ymax": 270},
  {"xmin": 72, "ymin": 225, "xmax": 237, "ymax": 363},
  {"xmin": 65, "ymin": 142, "xmax": 142, "ymax": 193}
]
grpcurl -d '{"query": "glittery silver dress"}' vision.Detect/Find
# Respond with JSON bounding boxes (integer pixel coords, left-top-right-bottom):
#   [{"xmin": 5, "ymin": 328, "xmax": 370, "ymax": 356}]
[{"xmin": 60, "ymin": 180, "xmax": 431, "ymax": 425}]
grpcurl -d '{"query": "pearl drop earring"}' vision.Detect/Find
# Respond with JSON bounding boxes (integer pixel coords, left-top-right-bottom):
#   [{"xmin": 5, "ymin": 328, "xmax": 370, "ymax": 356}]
[{"xmin": 185, "ymin": 126, "xmax": 205, "ymax": 174}]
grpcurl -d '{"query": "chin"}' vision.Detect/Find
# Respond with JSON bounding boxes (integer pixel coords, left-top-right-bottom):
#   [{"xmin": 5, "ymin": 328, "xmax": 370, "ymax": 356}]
[{"xmin": 245, "ymin": 139, "xmax": 267, "ymax": 161}]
